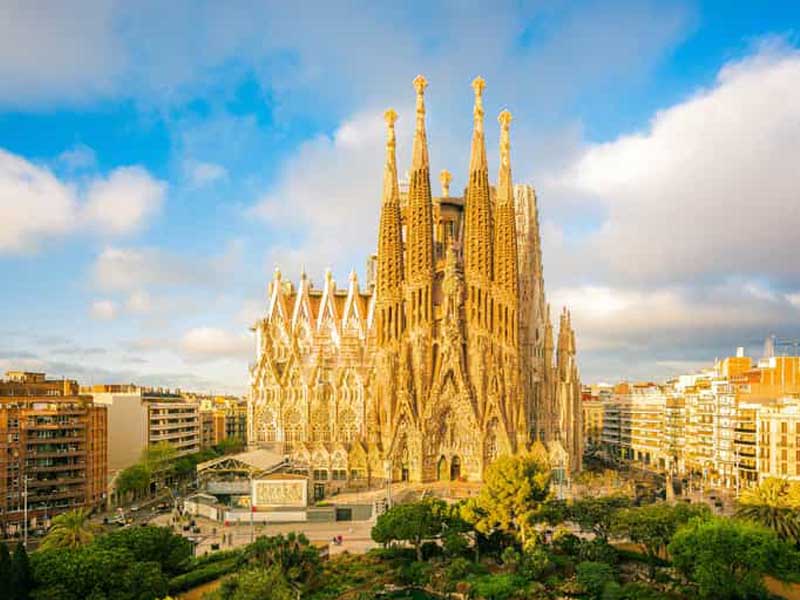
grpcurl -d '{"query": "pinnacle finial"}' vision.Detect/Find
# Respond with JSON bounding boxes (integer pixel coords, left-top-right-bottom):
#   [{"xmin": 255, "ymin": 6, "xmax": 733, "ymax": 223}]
[
  {"xmin": 384, "ymin": 108, "xmax": 398, "ymax": 128},
  {"xmin": 499, "ymin": 109, "xmax": 512, "ymax": 174},
  {"xmin": 439, "ymin": 169, "xmax": 452, "ymax": 197},
  {"xmin": 413, "ymin": 74, "xmax": 428, "ymax": 96},
  {"xmin": 472, "ymin": 76, "xmax": 486, "ymax": 133},
  {"xmin": 498, "ymin": 109, "xmax": 512, "ymax": 129},
  {"xmin": 274, "ymin": 265, "xmax": 282, "ymax": 280}
]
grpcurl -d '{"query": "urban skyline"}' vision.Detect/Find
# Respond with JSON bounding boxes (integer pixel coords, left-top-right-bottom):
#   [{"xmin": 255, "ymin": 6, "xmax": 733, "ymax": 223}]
[{"xmin": 2, "ymin": 2, "xmax": 800, "ymax": 393}]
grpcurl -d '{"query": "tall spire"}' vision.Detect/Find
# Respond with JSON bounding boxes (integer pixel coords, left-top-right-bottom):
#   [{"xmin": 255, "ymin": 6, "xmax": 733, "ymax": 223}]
[
  {"xmin": 375, "ymin": 108, "xmax": 405, "ymax": 345},
  {"xmin": 469, "ymin": 76, "xmax": 487, "ymax": 173},
  {"xmin": 493, "ymin": 109, "xmax": 519, "ymax": 345},
  {"xmin": 405, "ymin": 75, "xmax": 435, "ymax": 302},
  {"xmin": 464, "ymin": 76, "xmax": 493, "ymax": 333},
  {"xmin": 411, "ymin": 75, "xmax": 429, "ymax": 170}
]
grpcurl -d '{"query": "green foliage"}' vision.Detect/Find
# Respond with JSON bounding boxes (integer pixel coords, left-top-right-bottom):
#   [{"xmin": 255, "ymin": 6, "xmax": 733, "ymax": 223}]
[
  {"xmin": 214, "ymin": 437, "xmax": 245, "ymax": 455},
  {"xmin": 601, "ymin": 581, "xmax": 667, "ymax": 600},
  {"xmin": 1, "ymin": 542, "xmax": 12, "ymax": 595},
  {"xmin": 464, "ymin": 448, "xmax": 551, "ymax": 546},
  {"xmin": 736, "ymin": 478, "xmax": 800, "ymax": 544},
  {"xmin": 613, "ymin": 501, "xmax": 709, "ymax": 577},
  {"xmin": 551, "ymin": 530, "xmax": 582, "ymax": 557},
  {"xmin": 578, "ymin": 539, "xmax": 618, "ymax": 565},
  {"xmin": 397, "ymin": 561, "xmax": 433, "ymax": 586},
  {"xmin": 167, "ymin": 557, "xmax": 241, "ymax": 594},
  {"xmin": 518, "ymin": 547, "xmax": 554, "ymax": 581},
  {"xmin": 95, "ymin": 525, "xmax": 192, "ymax": 576},
  {"xmin": 669, "ymin": 516, "xmax": 799, "ymax": 599},
  {"xmin": 442, "ymin": 530, "xmax": 469, "ymax": 558},
  {"xmin": 39, "ymin": 508, "xmax": 99, "ymax": 550},
  {"xmin": 244, "ymin": 532, "xmax": 320, "ymax": 588},
  {"xmin": 469, "ymin": 573, "xmax": 525, "ymax": 600},
  {"xmin": 116, "ymin": 463, "xmax": 151, "ymax": 497},
  {"xmin": 569, "ymin": 495, "xmax": 631, "ymax": 541},
  {"xmin": 142, "ymin": 441, "xmax": 178, "ymax": 473},
  {"xmin": 210, "ymin": 566, "xmax": 293, "ymax": 600},
  {"xmin": 575, "ymin": 561, "xmax": 616, "ymax": 600},
  {"xmin": 11, "ymin": 542, "xmax": 33, "ymax": 600},
  {"xmin": 31, "ymin": 545, "xmax": 167, "ymax": 600},
  {"xmin": 371, "ymin": 499, "xmax": 448, "ymax": 561},
  {"xmin": 443, "ymin": 557, "xmax": 487, "ymax": 582}
]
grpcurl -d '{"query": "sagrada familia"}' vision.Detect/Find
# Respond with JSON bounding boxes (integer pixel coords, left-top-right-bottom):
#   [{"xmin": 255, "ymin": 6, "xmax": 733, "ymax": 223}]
[{"xmin": 249, "ymin": 76, "xmax": 581, "ymax": 486}]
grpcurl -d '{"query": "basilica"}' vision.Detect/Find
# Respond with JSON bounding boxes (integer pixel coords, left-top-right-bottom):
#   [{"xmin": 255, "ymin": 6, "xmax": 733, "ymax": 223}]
[{"xmin": 249, "ymin": 76, "xmax": 581, "ymax": 487}]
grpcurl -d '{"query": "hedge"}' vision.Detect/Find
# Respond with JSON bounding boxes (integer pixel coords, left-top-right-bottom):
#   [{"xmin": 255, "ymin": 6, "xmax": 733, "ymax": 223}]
[{"xmin": 168, "ymin": 557, "xmax": 241, "ymax": 593}]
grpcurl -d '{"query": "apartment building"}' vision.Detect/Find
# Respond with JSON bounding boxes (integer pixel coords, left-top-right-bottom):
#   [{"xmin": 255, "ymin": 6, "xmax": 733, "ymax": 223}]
[
  {"xmin": 187, "ymin": 394, "xmax": 248, "ymax": 449},
  {"xmin": 0, "ymin": 372, "xmax": 107, "ymax": 535},
  {"xmin": 596, "ymin": 344, "xmax": 800, "ymax": 489},
  {"xmin": 86, "ymin": 385, "xmax": 200, "ymax": 478}
]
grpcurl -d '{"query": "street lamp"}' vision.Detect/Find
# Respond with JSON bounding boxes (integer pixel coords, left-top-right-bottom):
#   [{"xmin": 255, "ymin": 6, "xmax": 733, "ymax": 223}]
[{"xmin": 383, "ymin": 459, "xmax": 392, "ymax": 510}]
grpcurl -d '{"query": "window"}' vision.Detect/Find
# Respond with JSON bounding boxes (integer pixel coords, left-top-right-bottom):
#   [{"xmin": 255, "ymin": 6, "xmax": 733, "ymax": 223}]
[
  {"xmin": 350, "ymin": 469, "xmax": 363, "ymax": 480},
  {"xmin": 332, "ymin": 469, "xmax": 347, "ymax": 481},
  {"xmin": 313, "ymin": 469, "xmax": 328, "ymax": 481}
]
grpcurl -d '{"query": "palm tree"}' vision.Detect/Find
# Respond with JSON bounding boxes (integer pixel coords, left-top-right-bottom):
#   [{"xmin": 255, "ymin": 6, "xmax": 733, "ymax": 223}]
[
  {"xmin": 39, "ymin": 508, "xmax": 99, "ymax": 550},
  {"xmin": 736, "ymin": 478, "xmax": 800, "ymax": 545}
]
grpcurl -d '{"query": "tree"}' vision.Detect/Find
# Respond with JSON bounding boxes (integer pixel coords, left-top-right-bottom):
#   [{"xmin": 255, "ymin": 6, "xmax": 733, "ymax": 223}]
[
  {"xmin": 215, "ymin": 437, "xmax": 245, "ymax": 455},
  {"xmin": 40, "ymin": 508, "xmax": 99, "ymax": 550},
  {"xmin": 116, "ymin": 463, "xmax": 151, "ymax": 499},
  {"xmin": 613, "ymin": 502, "xmax": 709, "ymax": 578},
  {"xmin": 575, "ymin": 561, "xmax": 616, "ymax": 600},
  {"xmin": 143, "ymin": 442, "xmax": 178, "ymax": 473},
  {"xmin": 669, "ymin": 517, "xmax": 799, "ymax": 599},
  {"xmin": 94, "ymin": 525, "xmax": 192, "ymax": 576},
  {"xmin": 212, "ymin": 566, "xmax": 293, "ymax": 600},
  {"xmin": 371, "ymin": 499, "xmax": 447, "ymax": 561},
  {"xmin": 31, "ymin": 545, "xmax": 168, "ymax": 600},
  {"xmin": 736, "ymin": 478, "xmax": 800, "ymax": 545},
  {"xmin": 0, "ymin": 542, "xmax": 11, "ymax": 591},
  {"xmin": 569, "ymin": 495, "xmax": 631, "ymax": 542},
  {"xmin": 10, "ymin": 542, "xmax": 33, "ymax": 600},
  {"xmin": 244, "ymin": 532, "xmax": 320, "ymax": 588},
  {"xmin": 466, "ymin": 448, "xmax": 551, "ymax": 546}
]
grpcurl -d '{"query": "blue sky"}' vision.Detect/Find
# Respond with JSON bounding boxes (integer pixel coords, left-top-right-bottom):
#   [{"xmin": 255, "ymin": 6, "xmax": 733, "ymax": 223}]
[{"xmin": 1, "ymin": 1, "xmax": 800, "ymax": 392}]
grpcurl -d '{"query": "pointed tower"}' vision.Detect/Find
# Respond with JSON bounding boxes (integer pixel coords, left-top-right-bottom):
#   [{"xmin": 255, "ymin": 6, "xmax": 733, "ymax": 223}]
[
  {"xmin": 375, "ymin": 108, "xmax": 405, "ymax": 346},
  {"xmin": 493, "ymin": 109, "xmax": 519, "ymax": 347},
  {"xmin": 404, "ymin": 75, "xmax": 435, "ymax": 330},
  {"xmin": 463, "ymin": 77, "xmax": 493, "ymax": 333}
]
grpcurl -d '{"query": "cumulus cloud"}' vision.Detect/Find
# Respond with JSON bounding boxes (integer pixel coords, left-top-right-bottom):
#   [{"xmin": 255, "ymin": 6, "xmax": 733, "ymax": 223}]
[
  {"xmin": 83, "ymin": 166, "xmax": 165, "ymax": 234},
  {"xmin": 180, "ymin": 327, "xmax": 251, "ymax": 362},
  {"xmin": 58, "ymin": 143, "xmax": 97, "ymax": 171},
  {"xmin": 89, "ymin": 299, "xmax": 117, "ymax": 320},
  {"xmin": 551, "ymin": 42, "xmax": 800, "ymax": 286},
  {"xmin": 0, "ymin": 149, "xmax": 78, "ymax": 252},
  {"xmin": 0, "ymin": 148, "xmax": 165, "ymax": 253}
]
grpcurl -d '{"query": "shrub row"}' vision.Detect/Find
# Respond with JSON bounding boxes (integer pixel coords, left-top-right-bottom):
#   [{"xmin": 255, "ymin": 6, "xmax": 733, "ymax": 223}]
[{"xmin": 168, "ymin": 557, "xmax": 240, "ymax": 593}]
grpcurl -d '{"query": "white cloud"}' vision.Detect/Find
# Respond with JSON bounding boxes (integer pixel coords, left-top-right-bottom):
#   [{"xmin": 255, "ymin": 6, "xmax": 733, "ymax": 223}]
[
  {"xmin": 83, "ymin": 166, "xmax": 165, "ymax": 234},
  {"xmin": 183, "ymin": 160, "xmax": 227, "ymax": 187},
  {"xmin": 552, "ymin": 43, "xmax": 800, "ymax": 286},
  {"xmin": 0, "ymin": 149, "xmax": 78, "ymax": 252},
  {"xmin": 89, "ymin": 299, "xmax": 117, "ymax": 320},
  {"xmin": 0, "ymin": 148, "xmax": 165, "ymax": 253},
  {"xmin": 180, "ymin": 327, "xmax": 251, "ymax": 362}
]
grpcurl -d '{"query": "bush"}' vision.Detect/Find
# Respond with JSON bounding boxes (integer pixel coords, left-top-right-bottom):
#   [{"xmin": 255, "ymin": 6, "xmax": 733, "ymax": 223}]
[
  {"xmin": 551, "ymin": 531, "xmax": 582, "ymax": 556},
  {"xmin": 444, "ymin": 557, "xmax": 486, "ymax": 582},
  {"xmin": 421, "ymin": 540, "xmax": 442, "ymax": 560},
  {"xmin": 579, "ymin": 539, "xmax": 618, "ymax": 565},
  {"xmin": 443, "ymin": 531, "xmax": 470, "ymax": 558},
  {"xmin": 168, "ymin": 557, "xmax": 240, "ymax": 593},
  {"xmin": 519, "ymin": 547, "xmax": 553, "ymax": 581},
  {"xmin": 602, "ymin": 581, "xmax": 667, "ymax": 600},
  {"xmin": 469, "ymin": 573, "xmax": 526, "ymax": 600},
  {"xmin": 366, "ymin": 546, "xmax": 416, "ymax": 563},
  {"xmin": 500, "ymin": 546, "xmax": 521, "ymax": 569},
  {"xmin": 397, "ymin": 561, "xmax": 433, "ymax": 586},
  {"xmin": 576, "ymin": 561, "xmax": 616, "ymax": 600}
]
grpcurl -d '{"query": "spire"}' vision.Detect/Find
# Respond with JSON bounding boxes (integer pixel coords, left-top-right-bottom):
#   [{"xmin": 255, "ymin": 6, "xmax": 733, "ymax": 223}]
[
  {"xmin": 411, "ymin": 75, "xmax": 429, "ymax": 170},
  {"xmin": 464, "ymin": 76, "xmax": 493, "ymax": 300},
  {"xmin": 493, "ymin": 109, "xmax": 519, "ymax": 345},
  {"xmin": 469, "ymin": 76, "xmax": 487, "ymax": 173},
  {"xmin": 375, "ymin": 108, "xmax": 405, "ymax": 345},
  {"xmin": 382, "ymin": 108, "xmax": 399, "ymax": 206},
  {"xmin": 405, "ymin": 75, "xmax": 435, "ymax": 296}
]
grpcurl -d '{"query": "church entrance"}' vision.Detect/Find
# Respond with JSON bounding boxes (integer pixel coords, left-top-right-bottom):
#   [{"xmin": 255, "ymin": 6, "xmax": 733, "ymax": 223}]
[
  {"xmin": 401, "ymin": 466, "xmax": 409, "ymax": 482},
  {"xmin": 450, "ymin": 456, "xmax": 461, "ymax": 481},
  {"xmin": 437, "ymin": 456, "xmax": 447, "ymax": 481}
]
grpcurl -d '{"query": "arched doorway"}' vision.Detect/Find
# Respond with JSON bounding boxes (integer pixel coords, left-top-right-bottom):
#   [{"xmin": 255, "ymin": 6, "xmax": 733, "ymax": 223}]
[
  {"xmin": 450, "ymin": 456, "xmax": 461, "ymax": 481},
  {"xmin": 437, "ymin": 456, "xmax": 447, "ymax": 481}
]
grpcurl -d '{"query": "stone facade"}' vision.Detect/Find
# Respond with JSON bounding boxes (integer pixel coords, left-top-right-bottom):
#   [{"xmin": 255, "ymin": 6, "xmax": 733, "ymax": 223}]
[{"xmin": 249, "ymin": 76, "xmax": 581, "ymax": 485}]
